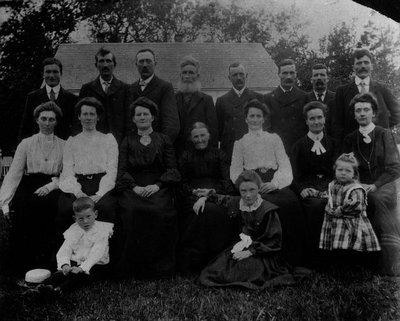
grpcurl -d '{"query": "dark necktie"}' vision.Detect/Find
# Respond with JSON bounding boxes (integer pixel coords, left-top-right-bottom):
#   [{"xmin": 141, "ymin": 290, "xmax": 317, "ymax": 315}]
[
  {"xmin": 317, "ymin": 93, "xmax": 323, "ymax": 102},
  {"xmin": 49, "ymin": 89, "xmax": 56, "ymax": 101}
]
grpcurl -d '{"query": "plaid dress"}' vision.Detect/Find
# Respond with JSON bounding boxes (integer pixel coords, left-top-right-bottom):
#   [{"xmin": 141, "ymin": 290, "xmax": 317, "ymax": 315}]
[{"xmin": 319, "ymin": 180, "xmax": 381, "ymax": 251}]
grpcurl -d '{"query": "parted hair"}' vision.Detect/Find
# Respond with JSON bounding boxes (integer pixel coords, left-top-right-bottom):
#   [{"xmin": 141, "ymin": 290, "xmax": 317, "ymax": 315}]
[
  {"xmin": 75, "ymin": 97, "xmax": 104, "ymax": 116},
  {"xmin": 129, "ymin": 96, "xmax": 159, "ymax": 118},
  {"xmin": 243, "ymin": 98, "xmax": 270, "ymax": 118},
  {"xmin": 42, "ymin": 57, "xmax": 63, "ymax": 75},
  {"xmin": 33, "ymin": 101, "xmax": 63, "ymax": 121},
  {"xmin": 235, "ymin": 170, "xmax": 262, "ymax": 189},
  {"xmin": 353, "ymin": 48, "xmax": 373, "ymax": 62},
  {"xmin": 349, "ymin": 92, "xmax": 378, "ymax": 114},
  {"xmin": 72, "ymin": 197, "xmax": 96, "ymax": 214},
  {"xmin": 303, "ymin": 101, "xmax": 327, "ymax": 119}
]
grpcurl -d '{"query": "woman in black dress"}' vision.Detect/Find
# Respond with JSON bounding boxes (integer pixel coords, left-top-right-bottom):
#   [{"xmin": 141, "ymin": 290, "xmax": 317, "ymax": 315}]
[
  {"xmin": 177, "ymin": 122, "xmax": 236, "ymax": 275},
  {"xmin": 114, "ymin": 97, "xmax": 180, "ymax": 279},
  {"xmin": 291, "ymin": 101, "xmax": 334, "ymax": 262},
  {"xmin": 343, "ymin": 92, "xmax": 400, "ymax": 275}
]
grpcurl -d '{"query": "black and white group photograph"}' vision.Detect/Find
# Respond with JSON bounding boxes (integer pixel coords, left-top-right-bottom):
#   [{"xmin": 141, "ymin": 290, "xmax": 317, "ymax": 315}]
[{"xmin": 0, "ymin": 0, "xmax": 399, "ymax": 320}]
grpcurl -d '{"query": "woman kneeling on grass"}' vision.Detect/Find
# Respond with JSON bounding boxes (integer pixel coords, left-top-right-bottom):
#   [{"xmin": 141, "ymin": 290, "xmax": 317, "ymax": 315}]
[
  {"xmin": 28, "ymin": 197, "xmax": 113, "ymax": 295},
  {"xmin": 319, "ymin": 153, "xmax": 380, "ymax": 259},
  {"xmin": 198, "ymin": 170, "xmax": 295, "ymax": 290}
]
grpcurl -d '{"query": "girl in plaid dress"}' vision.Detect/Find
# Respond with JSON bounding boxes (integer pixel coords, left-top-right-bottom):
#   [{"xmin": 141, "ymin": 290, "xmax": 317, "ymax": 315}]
[{"xmin": 319, "ymin": 153, "xmax": 380, "ymax": 252}]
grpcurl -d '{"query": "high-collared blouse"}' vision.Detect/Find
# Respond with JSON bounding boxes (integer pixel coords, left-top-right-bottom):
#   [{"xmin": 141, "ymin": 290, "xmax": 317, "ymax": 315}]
[
  {"xmin": 230, "ymin": 130, "xmax": 293, "ymax": 188},
  {"xmin": 0, "ymin": 133, "xmax": 65, "ymax": 213},
  {"xmin": 59, "ymin": 131, "xmax": 118, "ymax": 197}
]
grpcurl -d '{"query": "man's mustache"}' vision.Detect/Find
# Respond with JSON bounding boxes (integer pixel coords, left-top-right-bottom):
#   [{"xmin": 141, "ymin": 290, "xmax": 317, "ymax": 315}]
[
  {"xmin": 315, "ymin": 80, "xmax": 324, "ymax": 85},
  {"xmin": 284, "ymin": 78, "xmax": 294, "ymax": 84}
]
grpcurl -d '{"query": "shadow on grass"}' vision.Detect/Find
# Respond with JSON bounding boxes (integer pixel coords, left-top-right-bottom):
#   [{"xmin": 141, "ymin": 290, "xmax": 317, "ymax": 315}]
[{"xmin": 0, "ymin": 265, "xmax": 399, "ymax": 321}]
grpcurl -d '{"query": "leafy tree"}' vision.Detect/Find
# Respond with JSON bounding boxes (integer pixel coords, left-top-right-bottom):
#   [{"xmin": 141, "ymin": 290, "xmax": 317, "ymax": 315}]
[{"xmin": 0, "ymin": 0, "xmax": 83, "ymax": 152}]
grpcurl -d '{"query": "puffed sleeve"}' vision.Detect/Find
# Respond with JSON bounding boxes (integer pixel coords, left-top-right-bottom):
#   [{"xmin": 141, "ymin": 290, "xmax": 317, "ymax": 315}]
[
  {"xmin": 248, "ymin": 210, "xmax": 282, "ymax": 255},
  {"xmin": 230, "ymin": 140, "xmax": 244, "ymax": 184},
  {"xmin": 56, "ymin": 224, "xmax": 78, "ymax": 270},
  {"xmin": 96, "ymin": 134, "xmax": 118, "ymax": 197},
  {"xmin": 158, "ymin": 135, "xmax": 181, "ymax": 186},
  {"xmin": 0, "ymin": 139, "xmax": 28, "ymax": 213},
  {"xmin": 115, "ymin": 136, "xmax": 136, "ymax": 191},
  {"xmin": 79, "ymin": 222, "xmax": 113, "ymax": 273},
  {"xmin": 59, "ymin": 136, "xmax": 82, "ymax": 196},
  {"xmin": 217, "ymin": 149, "xmax": 235, "ymax": 194},
  {"xmin": 338, "ymin": 188, "xmax": 365, "ymax": 217},
  {"xmin": 270, "ymin": 134, "xmax": 293, "ymax": 189}
]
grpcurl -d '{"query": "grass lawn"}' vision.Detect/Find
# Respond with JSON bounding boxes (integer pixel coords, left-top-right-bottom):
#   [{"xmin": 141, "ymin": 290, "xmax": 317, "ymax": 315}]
[{"xmin": 0, "ymin": 264, "xmax": 399, "ymax": 321}]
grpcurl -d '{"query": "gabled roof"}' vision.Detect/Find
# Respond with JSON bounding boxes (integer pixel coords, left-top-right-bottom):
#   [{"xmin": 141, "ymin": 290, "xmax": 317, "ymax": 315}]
[{"xmin": 55, "ymin": 42, "xmax": 279, "ymax": 93}]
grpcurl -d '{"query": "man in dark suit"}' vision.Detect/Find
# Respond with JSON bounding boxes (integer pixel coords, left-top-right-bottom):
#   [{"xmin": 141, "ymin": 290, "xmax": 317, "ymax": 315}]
[
  {"xmin": 333, "ymin": 48, "xmax": 400, "ymax": 145},
  {"xmin": 216, "ymin": 62, "xmax": 263, "ymax": 160},
  {"xmin": 175, "ymin": 55, "xmax": 217, "ymax": 156},
  {"xmin": 77, "ymin": 48, "xmax": 130, "ymax": 144},
  {"xmin": 306, "ymin": 63, "xmax": 336, "ymax": 136},
  {"xmin": 19, "ymin": 57, "xmax": 78, "ymax": 140},
  {"xmin": 264, "ymin": 59, "xmax": 308, "ymax": 154},
  {"xmin": 130, "ymin": 48, "xmax": 179, "ymax": 142}
]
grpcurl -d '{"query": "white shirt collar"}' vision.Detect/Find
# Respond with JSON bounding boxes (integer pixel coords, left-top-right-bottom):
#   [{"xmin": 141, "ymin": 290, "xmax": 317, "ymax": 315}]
[
  {"xmin": 359, "ymin": 122, "xmax": 375, "ymax": 135},
  {"xmin": 140, "ymin": 74, "xmax": 154, "ymax": 86},
  {"xmin": 233, "ymin": 86, "xmax": 246, "ymax": 97},
  {"xmin": 239, "ymin": 194, "xmax": 263, "ymax": 212},
  {"xmin": 313, "ymin": 90, "xmax": 326, "ymax": 100},
  {"xmin": 355, "ymin": 76, "xmax": 370, "ymax": 86},
  {"xmin": 280, "ymin": 85, "xmax": 293, "ymax": 93},
  {"xmin": 45, "ymin": 84, "xmax": 60, "ymax": 95},
  {"xmin": 100, "ymin": 76, "xmax": 113, "ymax": 85},
  {"xmin": 307, "ymin": 131, "xmax": 326, "ymax": 155}
]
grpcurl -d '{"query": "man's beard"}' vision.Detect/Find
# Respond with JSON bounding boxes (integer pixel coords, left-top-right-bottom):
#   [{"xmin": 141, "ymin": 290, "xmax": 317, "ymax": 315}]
[{"xmin": 177, "ymin": 80, "xmax": 201, "ymax": 94}]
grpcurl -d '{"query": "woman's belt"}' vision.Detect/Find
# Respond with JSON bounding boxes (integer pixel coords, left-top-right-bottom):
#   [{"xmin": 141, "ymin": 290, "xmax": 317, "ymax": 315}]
[{"xmin": 76, "ymin": 172, "xmax": 106, "ymax": 180}]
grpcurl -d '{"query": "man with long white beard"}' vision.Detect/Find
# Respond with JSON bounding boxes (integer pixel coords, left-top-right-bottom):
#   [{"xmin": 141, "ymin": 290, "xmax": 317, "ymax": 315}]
[{"xmin": 175, "ymin": 56, "xmax": 218, "ymax": 156}]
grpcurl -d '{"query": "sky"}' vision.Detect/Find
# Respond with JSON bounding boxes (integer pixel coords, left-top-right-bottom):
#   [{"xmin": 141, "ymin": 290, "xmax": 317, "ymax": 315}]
[
  {"xmin": 237, "ymin": 0, "xmax": 399, "ymax": 49},
  {"xmin": 1, "ymin": 0, "xmax": 399, "ymax": 52}
]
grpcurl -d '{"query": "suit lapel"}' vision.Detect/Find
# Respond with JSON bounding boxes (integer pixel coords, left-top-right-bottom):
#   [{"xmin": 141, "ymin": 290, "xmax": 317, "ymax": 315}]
[
  {"xmin": 91, "ymin": 77, "xmax": 106, "ymax": 97},
  {"xmin": 39, "ymin": 87, "xmax": 50, "ymax": 101},
  {"xmin": 141, "ymin": 75, "xmax": 158, "ymax": 96},
  {"xmin": 188, "ymin": 92, "xmax": 202, "ymax": 114},
  {"xmin": 107, "ymin": 77, "xmax": 122, "ymax": 96}
]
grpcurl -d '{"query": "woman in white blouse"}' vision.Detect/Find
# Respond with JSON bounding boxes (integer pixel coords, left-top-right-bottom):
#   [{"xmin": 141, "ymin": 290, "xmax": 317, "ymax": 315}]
[
  {"xmin": 230, "ymin": 99, "xmax": 310, "ymax": 272},
  {"xmin": 57, "ymin": 97, "xmax": 118, "ymax": 240},
  {"xmin": 0, "ymin": 101, "xmax": 65, "ymax": 273}
]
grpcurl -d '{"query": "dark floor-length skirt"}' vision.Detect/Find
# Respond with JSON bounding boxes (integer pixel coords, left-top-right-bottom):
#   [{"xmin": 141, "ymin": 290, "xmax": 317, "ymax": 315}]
[
  {"xmin": 56, "ymin": 174, "xmax": 117, "ymax": 247},
  {"xmin": 10, "ymin": 174, "xmax": 61, "ymax": 274},
  {"xmin": 177, "ymin": 197, "xmax": 237, "ymax": 275},
  {"xmin": 198, "ymin": 248, "xmax": 294, "ymax": 289},
  {"xmin": 114, "ymin": 187, "xmax": 178, "ymax": 279},
  {"xmin": 301, "ymin": 197, "xmax": 327, "ymax": 265},
  {"xmin": 261, "ymin": 187, "xmax": 310, "ymax": 267},
  {"xmin": 367, "ymin": 181, "xmax": 400, "ymax": 275}
]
